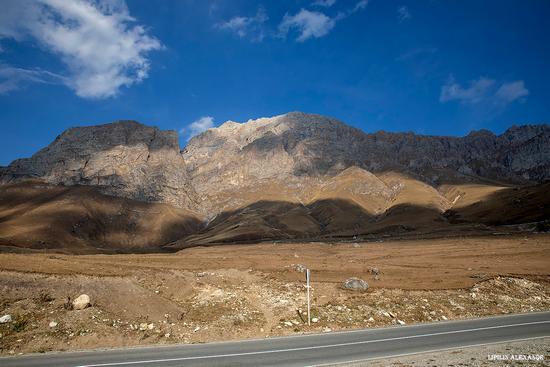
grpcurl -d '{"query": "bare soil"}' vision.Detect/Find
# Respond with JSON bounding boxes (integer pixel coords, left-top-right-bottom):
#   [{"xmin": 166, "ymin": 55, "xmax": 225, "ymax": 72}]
[{"xmin": 1, "ymin": 234, "xmax": 549, "ymax": 356}]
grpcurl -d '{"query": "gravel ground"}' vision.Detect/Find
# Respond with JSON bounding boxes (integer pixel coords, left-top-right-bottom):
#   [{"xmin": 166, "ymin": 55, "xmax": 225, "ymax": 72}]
[{"xmin": 338, "ymin": 337, "xmax": 550, "ymax": 366}]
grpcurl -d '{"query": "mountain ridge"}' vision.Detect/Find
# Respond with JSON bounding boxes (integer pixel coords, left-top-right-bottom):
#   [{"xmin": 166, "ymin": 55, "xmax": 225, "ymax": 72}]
[{"xmin": 0, "ymin": 112, "xmax": 549, "ymax": 251}]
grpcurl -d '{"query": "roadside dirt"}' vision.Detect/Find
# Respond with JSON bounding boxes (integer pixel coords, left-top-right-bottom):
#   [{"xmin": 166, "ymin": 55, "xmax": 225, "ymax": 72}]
[{"xmin": 0, "ymin": 234, "xmax": 549, "ymax": 356}]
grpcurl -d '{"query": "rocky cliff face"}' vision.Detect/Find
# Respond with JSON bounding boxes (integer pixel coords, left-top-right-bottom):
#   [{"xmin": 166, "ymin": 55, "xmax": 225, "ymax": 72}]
[
  {"xmin": 0, "ymin": 121, "xmax": 198, "ymax": 210},
  {"xmin": 184, "ymin": 112, "xmax": 550, "ymax": 187},
  {"xmin": 2, "ymin": 113, "xmax": 549, "ymax": 218}
]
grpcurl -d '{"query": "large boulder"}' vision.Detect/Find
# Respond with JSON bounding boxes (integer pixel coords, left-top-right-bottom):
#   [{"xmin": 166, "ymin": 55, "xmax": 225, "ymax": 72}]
[
  {"xmin": 72, "ymin": 294, "xmax": 91, "ymax": 310},
  {"xmin": 342, "ymin": 277, "xmax": 369, "ymax": 291}
]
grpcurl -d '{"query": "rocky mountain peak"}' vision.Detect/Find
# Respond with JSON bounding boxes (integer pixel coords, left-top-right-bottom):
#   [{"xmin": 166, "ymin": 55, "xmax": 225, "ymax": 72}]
[
  {"xmin": 1, "ymin": 120, "xmax": 195, "ymax": 209},
  {"xmin": 1, "ymin": 114, "xmax": 549, "ymax": 218}
]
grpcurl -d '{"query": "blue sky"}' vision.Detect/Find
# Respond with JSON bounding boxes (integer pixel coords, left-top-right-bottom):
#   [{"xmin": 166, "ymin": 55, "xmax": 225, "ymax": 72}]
[{"xmin": 0, "ymin": 0, "xmax": 549, "ymax": 165}]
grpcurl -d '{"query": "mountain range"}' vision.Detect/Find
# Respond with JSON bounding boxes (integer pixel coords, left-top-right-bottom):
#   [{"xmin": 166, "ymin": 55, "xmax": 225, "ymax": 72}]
[{"xmin": 1, "ymin": 112, "xmax": 549, "ymax": 253}]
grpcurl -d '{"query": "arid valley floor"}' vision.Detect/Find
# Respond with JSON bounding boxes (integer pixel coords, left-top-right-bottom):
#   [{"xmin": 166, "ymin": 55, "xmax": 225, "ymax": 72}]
[{"xmin": 1, "ymin": 234, "xmax": 549, "ymax": 356}]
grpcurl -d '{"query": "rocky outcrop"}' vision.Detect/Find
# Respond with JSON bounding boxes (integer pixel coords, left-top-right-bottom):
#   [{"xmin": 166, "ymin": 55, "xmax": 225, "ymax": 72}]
[
  {"xmin": 183, "ymin": 112, "xmax": 550, "ymax": 193},
  {"xmin": 0, "ymin": 121, "xmax": 198, "ymax": 210}
]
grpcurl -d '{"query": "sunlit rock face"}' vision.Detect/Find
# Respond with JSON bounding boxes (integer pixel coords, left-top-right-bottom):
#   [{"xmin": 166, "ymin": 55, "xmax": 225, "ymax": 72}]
[{"xmin": 2, "ymin": 113, "xmax": 549, "ymax": 217}]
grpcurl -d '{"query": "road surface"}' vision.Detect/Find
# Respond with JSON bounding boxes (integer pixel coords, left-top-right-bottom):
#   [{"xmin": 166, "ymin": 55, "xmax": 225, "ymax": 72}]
[{"xmin": 1, "ymin": 311, "xmax": 549, "ymax": 367}]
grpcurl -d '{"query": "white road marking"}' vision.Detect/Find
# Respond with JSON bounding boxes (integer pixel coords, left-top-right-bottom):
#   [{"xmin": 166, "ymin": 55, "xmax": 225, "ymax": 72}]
[
  {"xmin": 310, "ymin": 336, "xmax": 550, "ymax": 367},
  {"xmin": 78, "ymin": 320, "xmax": 550, "ymax": 367}
]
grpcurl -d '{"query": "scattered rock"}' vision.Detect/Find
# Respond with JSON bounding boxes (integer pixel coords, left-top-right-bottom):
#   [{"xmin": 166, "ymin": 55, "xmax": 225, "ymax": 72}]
[
  {"xmin": 368, "ymin": 267, "xmax": 380, "ymax": 275},
  {"xmin": 341, "ymin": 278, "xmax": 369, "ymax": 291},
  {"xmin": 368, "ymin": 317, "xmax": 375, "ymax": 322},
  {"xmin": 292, "ymin": 264, "xmax": 307, "ymax": 273},
  {"xmin": 72, "ymin": 294, "xmax": 91, "ymax": 310},
  {"xmin": 49, "ymin": 321, "xmax": 58, "ymax": 328},
  {"xmin": 323, "ymin": 327, "xmax": 332, "ymax": 333},
  {"xmin": 311, "ymin": 317, "xmax": 319, "ymax": 323},
  {"xmin": 147, "ymin": 323, "xmax": 154, "ymax": 330},
  {"xmin": 139, "ymin": 323, "xmax": 148, "ymax": 331},
  {"xmin": 0, "ymin": 315, "xmax": 12, "ymax": 323},
  {"xmin": 397, "ymin": 319, "xmax": 406, "ymax": 325},
  {"xmin": 441, "ymin": 316, "xmax": 448, "ymax": 321},
  {"xmin": 470, "ymin": 273, "xmax": 488, "ymax": 279}
]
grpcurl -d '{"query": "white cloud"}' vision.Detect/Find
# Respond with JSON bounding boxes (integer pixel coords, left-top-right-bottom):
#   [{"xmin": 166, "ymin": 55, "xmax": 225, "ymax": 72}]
[
  {"xmin": 495, "ymin": 80, "xmax": 529, "ymax": 103},
  {"xmin": 440, "ymin": 76, "xmax": 528, "ymax": 106},
  {"xmin": 440, "ymin": 76, "xmax": 495, "ymax": 104},
  {"xmin": 312, "ymin": 0, "xmax": 337, "ymax": 7},
  {"xmin": 278, "ymin": 9, "xmax": 335, "ymax": 42},
  {"xmin": 181, "ymin": 116, "xmax": 215, "ymax": 140},
  {"xmin": 0, "ymin": 64, "xmax": 65, "ymax": 94},
  {"xmin": 334, "ymin": 0, "xmax": 368, "ymax": 21},
  {"xmin": 397, "ymin": 6, "xmax": 411, "ymax": 22},
  {"xmin": 217, "ymin": 7, "xmax": 268, "ymax": 41},
  {"xmin": 0, "ymin": 0, "xmax": 162, "ymax": 99}
]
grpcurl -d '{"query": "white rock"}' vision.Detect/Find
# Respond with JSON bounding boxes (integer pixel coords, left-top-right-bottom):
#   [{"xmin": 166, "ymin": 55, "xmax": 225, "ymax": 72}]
[
  {"xmin": 323, "ymin": 327, "xmax": 332, "ymax": 333},
  {"xmin": 193, "ymin": 326, "xmax": 200, "ymax": 332},
  {"xmin": 147, "ymin": 323, "xmax": 154, "ymax": 330},
  {"xmin": 397, "ymin": 320, "xmax": 406, "ymax": 325},
  {"xmin": 382, "ymin": 311, "xmax": 390, "ymax": 318},
  {"xmin": 0, "ymin": 315, "xmax": 12, "ymax": 323},
  {"xmin": 284, "ymin": 321, "xmax": 293, "ymax": 327},
  {"xmin": 139, "ymin": 323, "xmax": 148, "ymax": 331},
  {"xmin": 311, "ymin": 317, "xmax": 319, "ymax": 323},
  {"xmin": 72, "ymin": 294, "xmax": 91, "ymax": 310},
  {"xmin": 164, "ymin": 333, "xmax": 170, "ymax": 338},
  {"xmin": 49, "ymin": 321, "xmax": 58, "ymax": 328},
  {"xmin": 441, "ymin": 316, "xmax": 448, "ymax": 321},
  {"xmin": 368, "ymin": 317, "xmax": 375, "ymax": 322}
]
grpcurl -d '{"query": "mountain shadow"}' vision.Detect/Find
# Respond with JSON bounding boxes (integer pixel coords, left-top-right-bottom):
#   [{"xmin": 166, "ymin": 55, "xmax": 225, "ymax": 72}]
[{"xmin": 0, "ymin": 180, "xmax": 202, "ymax": 254}]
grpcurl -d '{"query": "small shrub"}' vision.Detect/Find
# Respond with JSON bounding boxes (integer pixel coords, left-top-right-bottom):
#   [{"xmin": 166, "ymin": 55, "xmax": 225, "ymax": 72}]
[
  {"xmin": 35, "ymin": 291, "xmax": 54, "ymax": 303},
  {"xmin": 12, "ymin": 317, "xmax": 28, "ymax": 332}
]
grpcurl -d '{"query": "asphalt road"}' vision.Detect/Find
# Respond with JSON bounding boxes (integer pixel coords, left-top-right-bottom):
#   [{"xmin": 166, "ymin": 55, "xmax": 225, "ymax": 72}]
[{"xmin": 2, "ymin": 311, "xmax": 549, "ymax": 367}]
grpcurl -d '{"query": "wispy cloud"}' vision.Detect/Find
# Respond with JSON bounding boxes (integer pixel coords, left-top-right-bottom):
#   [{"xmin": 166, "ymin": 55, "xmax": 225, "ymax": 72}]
[
  {"xmin": 0, "ymin": 64, "xmax": 65, "ymax": 94},
  {"xmin": 216, "ymin": 7, "xmax": 268, "ymax": 42},
  {"xmin": 278, "ymin": 9, "xmax": 336, "ymax": 42},
  {"xmin": 440, "ymin": 77, "xmax": 496, "ymax": 104},
  {"xmin": 279, "ymin": 1, "xmax": 367, "ymax": 42},
  {"xmin": 181, "ymin": 116, "xmax": 215, "ymax": 140},
  {"xmin": 0, "ymin": 0, "xmax": 162, "ymax": 99},
  {"xmin": 495, "ymin": 80, "xmax": 529, "ymax": 103},
  {"xmin": 440, "ymin": 76, "xmax": 528, "ymax": 106},
  {"xmin": 312, "ymin": 0, "xmax": 337, "ymax": 7},
  {"xmin": 397, "ymin": 6, "xmax": 411, "ymax": 22}
]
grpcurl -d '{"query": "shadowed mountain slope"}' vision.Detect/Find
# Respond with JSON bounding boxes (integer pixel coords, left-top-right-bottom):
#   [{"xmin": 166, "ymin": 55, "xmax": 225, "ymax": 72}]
[
  {"xmin": 0, "ymin": 112, "xmax": 549, "ymax": 252},
  {"xmin": 0, "ymin": 181, "xmax": 202, "ymax": 253}
]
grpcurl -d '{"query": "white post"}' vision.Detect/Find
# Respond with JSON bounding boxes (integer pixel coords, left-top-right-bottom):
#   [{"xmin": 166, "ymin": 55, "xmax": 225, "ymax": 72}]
[{"xmin": 306, "ymin": 268, "xmax": 311, "ymax": 326}]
